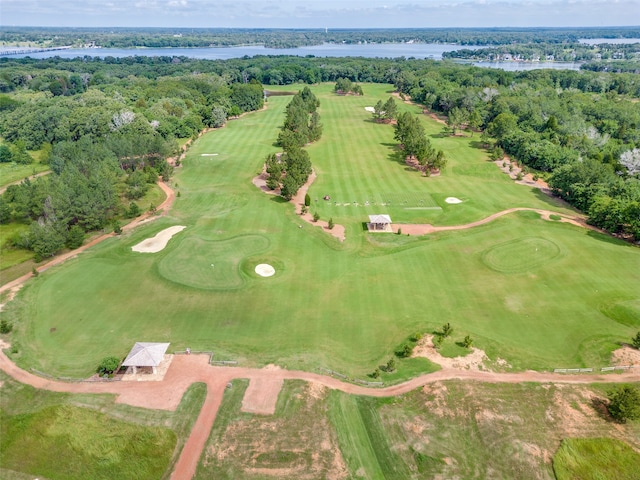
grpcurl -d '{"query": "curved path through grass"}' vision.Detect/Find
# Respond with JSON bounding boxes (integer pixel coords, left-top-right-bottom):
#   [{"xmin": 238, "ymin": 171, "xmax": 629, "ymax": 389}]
[
  {"xmin": 392, "ymin": 207, "xmax": 599, "ymax": 236},
  {"xmin": 0, "ymin": 347, "xmax": 637, "ymax": 479}
]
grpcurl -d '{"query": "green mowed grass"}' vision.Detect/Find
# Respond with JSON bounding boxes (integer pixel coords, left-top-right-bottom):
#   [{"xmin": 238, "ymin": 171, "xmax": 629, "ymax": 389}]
[
  {"xmin": 553, "ymin": 437, "xmax": 640, "ymax": 480},
  {"xmin": 0, "ymin": 371, "xmax": 206, "ymax": 480},
  {"xmin": 0, "ymin": 162, "xmax": 49, "ymax": 189},
  {"xmin": 4, "ymin": 85, "xmax": 640, "ymax": 378}
]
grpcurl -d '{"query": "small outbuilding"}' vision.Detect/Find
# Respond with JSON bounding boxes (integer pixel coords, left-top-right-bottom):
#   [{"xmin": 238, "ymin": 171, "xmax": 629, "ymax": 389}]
[
  {"xmin": 367, "ymin": 214, "xmax": 393, "ymax": 232},
  {"xmin": 122, "ymin": 342, "xmax": 170, "ymax": 375}
]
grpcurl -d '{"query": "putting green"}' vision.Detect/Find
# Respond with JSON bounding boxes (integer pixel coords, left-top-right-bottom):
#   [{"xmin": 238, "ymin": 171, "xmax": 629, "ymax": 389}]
[
  {"xmin": 158, "ymin": 235, "xmax": 270, "ymax": 290},
  {"xmin": 481, "ymin": 237, "xmax": 562, "ymax": 274}
]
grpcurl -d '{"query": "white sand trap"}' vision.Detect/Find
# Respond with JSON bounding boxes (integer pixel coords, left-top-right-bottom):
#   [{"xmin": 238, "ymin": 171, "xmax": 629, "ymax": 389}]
[
  {"xmin": 132, "ymin": 226, "xmax": 186, "ymax": 253},
  {"xmin": 201, "ymin": 153, "xmax": 219, "ymax": 156},
  {"xmin": 255, "ymin": 264, "xmax": 275, "ymax": 277},
  {"xmin": 364, "ymin": 106, "xmax": 375, "ymax": 112},
  {"xmin": 445, "ymin": 197, "xmax": 463, "ymax": 204}
]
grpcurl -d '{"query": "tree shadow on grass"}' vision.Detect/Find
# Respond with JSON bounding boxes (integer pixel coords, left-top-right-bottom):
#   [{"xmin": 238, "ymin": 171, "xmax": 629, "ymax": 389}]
[
  {"xmin": 591, "ymin": 396, "xmax": 615, "ymax": 423},
  {"xmin": 268, "ymin": 195, "xmax": 288, "ymax": 205},
  {"xmin": 586, "ymin": 229, "xmax": 636, "ymax": 248}
]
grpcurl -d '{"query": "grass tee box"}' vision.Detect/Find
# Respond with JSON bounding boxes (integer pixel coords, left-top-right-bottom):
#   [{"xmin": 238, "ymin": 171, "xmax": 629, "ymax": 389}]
[{"xmin": 4, "ymin": 84, "xmax": 640, "ymax": 379}]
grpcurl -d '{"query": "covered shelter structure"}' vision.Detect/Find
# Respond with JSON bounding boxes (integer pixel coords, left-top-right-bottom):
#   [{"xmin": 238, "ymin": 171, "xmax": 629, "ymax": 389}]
[
  {"xmin": 367, "ymin": 214, "xmax": 393, "ymax": 232},
  {"xmin": 122, "ymin": 342, "xmax": 170, "ymax": 375}
]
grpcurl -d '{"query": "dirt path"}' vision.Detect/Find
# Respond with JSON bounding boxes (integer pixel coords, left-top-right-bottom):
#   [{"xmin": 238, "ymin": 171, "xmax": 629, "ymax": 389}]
[
  {"xmin": 0, "ymin": 345, "xmax": 637, "ymax": 479},
  {"xmin": 392, "ymin": 207, "xmax": 599, "ymax": 236},
  {"xmin": 254, "ymin": 168, "xmax": 346, "ymax": 242},
  {"xmin": 0, "ymin": 170, "xmax": 52, "ymax": 195}
]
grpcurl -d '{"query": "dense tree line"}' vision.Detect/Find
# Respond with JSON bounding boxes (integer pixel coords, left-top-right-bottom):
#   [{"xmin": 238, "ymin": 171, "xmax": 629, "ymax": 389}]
[
  {"xmin": 443, "ymin": 42, "xmax": 640, "ymax": 64},
  {"xmin": 3, "ymin": 26, "xmax": 640, "ymax": 49},
  {"xmin": 266, "ymin": 87, "xmax": 321, "ymax": 199}
]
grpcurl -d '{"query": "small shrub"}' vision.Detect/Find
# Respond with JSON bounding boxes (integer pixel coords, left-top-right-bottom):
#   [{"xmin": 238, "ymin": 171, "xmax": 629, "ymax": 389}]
[
  {"xmin": 149, "ymin": 203, "xmax": 157, "ymax": 214},
  {"xmin": 313, "ymin": 212, "xmax": 320, "ymax": 222},
  {"xmin": 607, "ymin": 385, "xmax": 640, "ymax": 422},
  {"xmin": 97, "ymin": 356, "xmax": 121, "ymax": 375},
  {"xmin": 509, "ymin": 164, "xmax": 513, "ymax": 172},
  {"xmin": 385, "ymin": 358, "xmax": 396, "ymax": 372},
  {"xmin": 32, "ymin": 267, "xmax": 39, "ymax": 277},
  {"xmin": 397, "ymin": 228, "xmax": 402, "ymax": 235},
  {"xmin": 516, "ymin": 172, "xmax": 523, "ymax": 180},
  {"xmin": 410, "ymin": 332, "xmax": 422, "ymax": 342},
  {"xmin": 0, "ymin": 319, "xmax": 13, "ymax": 334},
  {"xmin": 10, "ymin": 343, "xmax": 19, "ymax": 354},
  {"xmin": 532, "ymin": 174, "xmax": 539, "ymax": 181},
  {"xmin": 433, "ymin": 335, "xmax": 444, "ymax": 349},
  {"xmin": 128, "ymin": 202, "xmax": 141, "ymax": 219},
  {"xmin": 301, "ymin": 205, "xmax": 308, "ymax": 215},
  {"xmin": 632, "ymin": 331, "xmax": 640, "ymax": 350},
  {"xmin": 462, "ymin": 335, "xmax": 473, "ymax": 348},
  {"xmin": 441, "ymin": 322, "xmax": 453, "ymax": 338},
  {"xmin": 177, "ymin": 191, "xmax": 181, "ymax": 197},
  {"xmin": 371, "ymin": 368, "xmax": 380, "ymax": 379},
  {"xmin": 396, "ymin": 343, "xmax": 414, "ymax": 358},
  {"xmin": 328, "ymin": 218, "xmax": 334, "ymax": 230},
  {"xmin": 113, "ymin": 222, "xmax": 122, "ymax": 235},
  {"xmin": 304, "ymin": 193, "xmax": 311, "ymax": 207}
]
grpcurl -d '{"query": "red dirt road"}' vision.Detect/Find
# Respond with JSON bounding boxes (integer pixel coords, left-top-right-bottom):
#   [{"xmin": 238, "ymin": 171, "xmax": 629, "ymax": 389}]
[{"xmin": 0, "ymin": 347, "xmax": 638, "ymax": 479}]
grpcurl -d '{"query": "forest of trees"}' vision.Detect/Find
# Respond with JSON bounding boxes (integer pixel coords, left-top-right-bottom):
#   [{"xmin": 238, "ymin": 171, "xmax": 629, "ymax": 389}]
[
  {"xmin": 266, "ymin": 86, "xmax": 321, "ymax": 199},
  {"xmin": 1, "ymin": 51, "xmax": 639, "ymax": 257},
  {"xmin": 3, "ymin": 26, "xmax": 639, "ymax": 49}
]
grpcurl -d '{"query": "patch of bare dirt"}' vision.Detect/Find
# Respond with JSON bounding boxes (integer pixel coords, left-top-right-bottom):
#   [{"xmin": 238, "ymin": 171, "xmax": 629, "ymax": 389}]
[
  {"xmin": 611, "ymin": 345, "xmax": 640, "ymax": 366},
  {"xmin": 241, "ymin": 377, "xmax": 284, "ymax": 415},
  {"xmin": 413, "ymin": 335, "xmax": 490, "ymax": 371},
  {"xmin": 421, "ymin": 381, "xmax": 449, "ymax": 418}
]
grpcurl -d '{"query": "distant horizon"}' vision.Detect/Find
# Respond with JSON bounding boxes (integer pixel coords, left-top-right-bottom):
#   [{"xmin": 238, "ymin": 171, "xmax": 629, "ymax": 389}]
[
  {"xmin": 2, "ymin": 25, "xmax": 640, "ymax": 30},
  {"xmin": 1, "ymin": 0, "xmax": 639, "ymax": 29}
]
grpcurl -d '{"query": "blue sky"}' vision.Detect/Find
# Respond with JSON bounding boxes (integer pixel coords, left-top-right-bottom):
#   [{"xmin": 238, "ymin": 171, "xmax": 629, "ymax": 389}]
[{"xmin": 1, "ymin": 0, "xmax": 639, "ymax": 28}]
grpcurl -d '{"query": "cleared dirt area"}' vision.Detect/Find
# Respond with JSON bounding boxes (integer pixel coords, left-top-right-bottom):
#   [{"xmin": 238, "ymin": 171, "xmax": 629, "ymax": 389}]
[{"xmin": 241, "ymin": 375, "xmax": 284, "ymax": 415}]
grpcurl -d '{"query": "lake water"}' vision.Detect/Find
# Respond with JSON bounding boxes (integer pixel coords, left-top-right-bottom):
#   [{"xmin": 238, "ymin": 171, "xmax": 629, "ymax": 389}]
[{"xmin": 1, "ymin": 43, "xmax": 582, "ymax": 70}]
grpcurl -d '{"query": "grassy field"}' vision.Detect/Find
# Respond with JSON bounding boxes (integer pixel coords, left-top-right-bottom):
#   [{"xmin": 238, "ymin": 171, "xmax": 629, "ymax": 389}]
[
  {"xmin": 2, "ymin": 84, "xmax": 640, "ymax": 379},
  {"xmin": 0, "ymin": 159, "xmax": 49, "ymax": 189},
  {"xmin": 553, "ymin": 437, "xmax": 640, "ymax": 480},
  {"xmin": 195, "ymin": 379, "xmax": 640, "ymax": 479},
  {"xmin": 0, "ymin": 371, "xmax": 207, "ymax": 480}
]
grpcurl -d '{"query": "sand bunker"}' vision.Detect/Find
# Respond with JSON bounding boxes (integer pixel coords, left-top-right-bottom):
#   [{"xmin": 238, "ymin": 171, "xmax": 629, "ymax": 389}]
[
  {"xmin": 364, "ymin": 106, "xmax": 375, "ymax": 112},
  {"xmin": 445, "ymin": 197, "xmax": 463, "ymax": 204},
  {"xmin": 255, "ymin": 264, "xmax": 275, "ymax": 277},
  {"xmin": 132, "ymin": 226, "xmax": 186, "ymax": 253}
]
